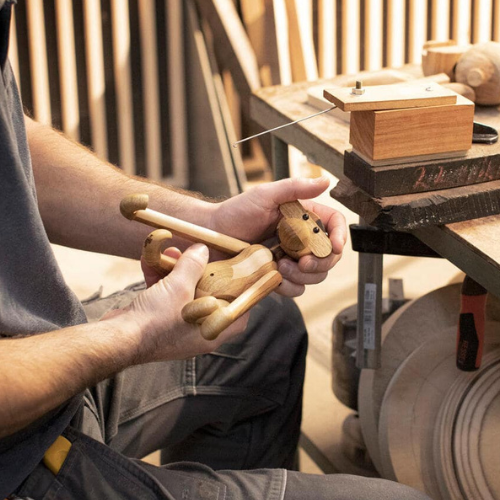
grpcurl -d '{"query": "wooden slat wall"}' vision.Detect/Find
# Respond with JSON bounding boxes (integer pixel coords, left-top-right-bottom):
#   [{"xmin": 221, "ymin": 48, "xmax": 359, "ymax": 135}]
[
  {"xmin": 246, "ymin": 0, "xmax": 500, "ymax": 79},
  {"xmin": 9, "ymin": 0, "xmax": 187, "ymax": 186}
]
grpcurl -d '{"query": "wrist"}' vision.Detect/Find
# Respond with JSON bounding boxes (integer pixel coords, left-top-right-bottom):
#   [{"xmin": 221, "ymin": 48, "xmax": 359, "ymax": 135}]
[{"xmin": 99, "ymin": 309, "xmax": 149, "ymax": 366}]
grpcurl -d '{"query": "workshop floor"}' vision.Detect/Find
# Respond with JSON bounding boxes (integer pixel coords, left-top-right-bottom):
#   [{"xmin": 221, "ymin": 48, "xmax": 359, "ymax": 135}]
[{"xmin": 52, "ymin": 169, "xmax": 462, "ymax": 475}]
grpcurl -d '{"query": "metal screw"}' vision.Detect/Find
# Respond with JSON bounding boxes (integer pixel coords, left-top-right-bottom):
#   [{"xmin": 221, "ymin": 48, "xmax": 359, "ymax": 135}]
[
  {"xmin": 313, "ymin": 227, "xmax": 320, "ymax": 233},
  {"xmin": 302, "ymin": 214, "xmax": 309, "ymax": 220},
  {"xmin": 351, "ymin": 80, "xmax": 365, "ymax": 95}
]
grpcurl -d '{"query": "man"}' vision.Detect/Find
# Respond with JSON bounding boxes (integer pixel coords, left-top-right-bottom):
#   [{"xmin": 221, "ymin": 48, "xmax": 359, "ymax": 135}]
[{"xmin": 0, "ymin": 2, "xmax": 431, "ymax": 499}]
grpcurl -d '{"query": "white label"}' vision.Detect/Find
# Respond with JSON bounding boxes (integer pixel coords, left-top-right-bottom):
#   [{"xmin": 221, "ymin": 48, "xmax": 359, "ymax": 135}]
[{"xmin": 363, "ymin": 283, "xmax": 377, "ymax": 350}]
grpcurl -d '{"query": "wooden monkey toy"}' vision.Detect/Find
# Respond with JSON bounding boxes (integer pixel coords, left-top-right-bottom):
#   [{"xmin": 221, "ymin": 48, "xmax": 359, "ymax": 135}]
[{"xmin": 120, "ymin": 194, "xmax": 333, "ymax": 340}]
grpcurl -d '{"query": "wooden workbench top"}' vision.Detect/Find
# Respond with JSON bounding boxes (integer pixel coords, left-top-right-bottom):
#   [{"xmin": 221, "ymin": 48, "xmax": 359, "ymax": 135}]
[{"xmin": 250, "ymin": 73, "xmax": 500, "ymax": 297}]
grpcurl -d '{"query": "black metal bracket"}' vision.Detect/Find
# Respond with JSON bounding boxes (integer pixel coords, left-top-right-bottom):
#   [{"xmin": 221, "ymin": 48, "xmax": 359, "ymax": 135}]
[{"xmin": 349, "ymin": 224, "xmax": 442, "ymax": 258}]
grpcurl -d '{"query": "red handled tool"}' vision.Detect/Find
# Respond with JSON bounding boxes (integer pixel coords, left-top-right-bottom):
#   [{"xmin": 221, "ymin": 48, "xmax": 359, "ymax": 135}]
[{"xmin": 456, "ymin": 275, "xmax": 487, "ymax": 371}]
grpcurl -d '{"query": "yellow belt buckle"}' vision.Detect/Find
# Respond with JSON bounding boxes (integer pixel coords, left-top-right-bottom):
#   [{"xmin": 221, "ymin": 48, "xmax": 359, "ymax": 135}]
[{"xmin": 43, "ymin": 435, "xmax": 72, "ymax": 475}]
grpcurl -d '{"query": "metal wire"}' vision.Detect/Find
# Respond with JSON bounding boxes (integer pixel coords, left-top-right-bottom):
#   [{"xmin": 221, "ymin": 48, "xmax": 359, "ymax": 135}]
[{"xmin": 232, "ymin": 105, "xmax": 337, "ymax": 147}]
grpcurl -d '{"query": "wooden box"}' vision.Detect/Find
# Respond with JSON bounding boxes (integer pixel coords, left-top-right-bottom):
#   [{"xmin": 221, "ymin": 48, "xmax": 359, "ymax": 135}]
[{"xmin": 349, "ymin": 95, "xmax": 475, "ymax": 164}]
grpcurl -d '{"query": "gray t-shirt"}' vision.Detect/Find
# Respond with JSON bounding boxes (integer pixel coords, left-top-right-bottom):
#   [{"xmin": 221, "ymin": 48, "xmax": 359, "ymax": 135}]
[{"xmin": 0, "ymin": 2, "xmax": 87, "ymax": 495}]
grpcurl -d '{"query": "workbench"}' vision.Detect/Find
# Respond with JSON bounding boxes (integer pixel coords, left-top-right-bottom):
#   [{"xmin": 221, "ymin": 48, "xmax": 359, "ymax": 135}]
[{"xmin": 251, "ymin": 75, "xmax": 500, "ymax": 301}]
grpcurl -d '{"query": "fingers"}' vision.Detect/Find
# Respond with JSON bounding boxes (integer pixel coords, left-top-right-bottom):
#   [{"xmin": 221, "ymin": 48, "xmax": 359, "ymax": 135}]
[
  {"xmin": 300, "ymin": 201, "xmax": 347, "ymax": 255},
  {"xmin": 252, "ymin": 176, "xmax": 331, "ymax": 209},
  {"xmin": 276, "ymin": 251, "xmax": 343, "ymax": 298},
  {"xmin": 166, "ymin": 244, "xmax": 209, "ymax": 293}
]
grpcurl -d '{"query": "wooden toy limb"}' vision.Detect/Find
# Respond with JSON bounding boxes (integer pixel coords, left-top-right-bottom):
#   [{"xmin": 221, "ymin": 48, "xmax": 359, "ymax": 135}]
[
  {"xmin": 142, "ymin": 229, "xmax": 178, "ymax": 274},
  {"xmin": 190, "ymin": 270, "xmax": 283, "ymax": 340},
  {"xmin": 181, "ymin": 296, "xmax": 230, "ymax": 324},
  {"xmin": 121, "ymin": 194, "xmax": 250, "ymax": 255}
]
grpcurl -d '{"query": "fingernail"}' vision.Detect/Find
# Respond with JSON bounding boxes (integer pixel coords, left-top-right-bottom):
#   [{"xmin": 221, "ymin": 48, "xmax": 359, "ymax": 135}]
[
  {"xmin": 304, "ymin": 261, "xmax": 317, "ymax": 273},
  {"xmin": 279, "ymin": 261, "xmax": 292, "ymax": 276},
  {"xmin": 311, "ymin": 176, "xmax": 328, "ymax": 184},
  {"xmin": 192, "ymin": 244, "xmax": 209, "ymax": 258}
]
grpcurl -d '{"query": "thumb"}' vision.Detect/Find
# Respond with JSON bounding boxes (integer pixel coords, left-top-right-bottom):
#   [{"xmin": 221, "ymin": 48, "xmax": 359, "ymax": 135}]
[
  {"xmin": 167, "ymin": 243, "xmax": 209, "ymax": 292},
  {"xmin": 265, "ymin": 176, "xmax": 331, "ymax": 206}
]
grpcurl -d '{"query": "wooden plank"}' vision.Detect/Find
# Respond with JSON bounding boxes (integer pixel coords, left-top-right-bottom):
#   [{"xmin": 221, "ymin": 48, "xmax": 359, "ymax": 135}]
[
  {"xmin": 284, "ymin": 0, "xmax": 318, "ymax": 82},
  {"xmin": 184, "ymin": 0, "xmax": 240, "ymax": 198},
  {"xmin": 240, "ymin": 0, "xmax": 281, "ymax": 86},
  {"xmin": 55, "ymin": 0, "xmax": 80, "ymax": 141},
  {"xmin": 430, "ymin": 0, "xmax": 451, "ymax": 41},
  {"xmin": 83, "ymin": 0, "xmax": 108, "ymax": 159},
  {"xmin": 110, "ymin": 0, "xmax": 135, "ymax": 175},
  {"xmin": 348, "ymin": 96, "xmax": 474, "ymax": 162},
  {"xmin": 452, "ymin": 0, "xmax": 472, "ymax": 45},
  {"xmin": 364, "ymin": 0, "xmax": 383, "ymax": 71},
  {"xmin": 408, "ymin": 0, "xmax": 428, "ymax": 64},
  {"xmin": 343, "ymin": 148, "xmax": 500, "ymax": 197},
  {"xmin": 473, "ymin": 0, "xmax": 493, "ymax": 43},
  {"xmin": 318, "ymin": 0, "xmax": 336, "ymax": 78},
  {"xmin": 494, "ymin": 0, "xmax": 500, "ymax": 41},
  {"xmin": 272, "ymin": 0, "xmax": 293, "ymax": 85},
  {"xmin": 386, "ymin": 0, "xmax": 406, "ymax": 68},
  {"xmin": 26, "ymin": 0, "xmax": 51, "ymax": 125},
  {"xmin": 414, "ymin": 218, "xmax": 500, "ymax": 298},
  {"xmin": 323, "ymin": 81, "xmax": 458, "ymax": 112},
  {"xmin": 8, "ymin": 7, "xmax": 20, "ymax": 94},
  {"xmin": 195, "ymin": 0, "xmax": 260, "ymax": 111},
  {"xmin": 138, "ymin": 0, "xmax": 162, "ymax": 181},
  {"xmin": 341, "ymin": 0, "xmax": 360, "ymax": 74},
  {"xmin": 330, "ymin": 177, "xmax": 500, "ymax": 231}
]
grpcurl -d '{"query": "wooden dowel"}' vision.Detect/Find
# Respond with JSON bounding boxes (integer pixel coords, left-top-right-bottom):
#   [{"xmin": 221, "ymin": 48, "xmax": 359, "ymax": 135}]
[{"xmin": 133, "ymin": 208, "xmax": 250, "ymax": 255}]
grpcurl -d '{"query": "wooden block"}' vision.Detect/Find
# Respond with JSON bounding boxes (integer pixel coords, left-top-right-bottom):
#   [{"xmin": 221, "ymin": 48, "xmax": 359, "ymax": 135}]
[
  {"xmin": 349, "ymin": 95, "xmax": 474, "ymax": 162},
  {"xmin": 330, "ymin": 177, "xmax": 500, "ymax": 231},
  {"xmin": 422, "ymin": 41, "xmax": 470, "ymax": 79},
  {"xmin": 343, "ymin": 149, "xmax": 500, "ymax": 197},
  {"xmin": 323, "ymin": 81, "xmax": 458, "ymax": 112}
]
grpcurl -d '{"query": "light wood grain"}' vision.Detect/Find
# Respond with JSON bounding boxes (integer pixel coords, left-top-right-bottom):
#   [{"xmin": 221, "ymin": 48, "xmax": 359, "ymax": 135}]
[
  {"xmin": 277, "ymin": 201, "xmax": 332, "ymax": 259},
  {"xmin": 198, "ymin": 270, "xmax": 282, "ymax": 340},
  {"xmin": 422, "ymin": 43, "xmax": 470, "ymax": 79},
  {"xmin": 240, "ymin": 0, "xmax": 281, "ymax": 86},
  {"xmin": 284, "ymin": 0, "xmax": 318, "ymax": 82},
  {"xmin": 323, "ymin": 81, "xmax": 458, "ymax": 112},
  {"xmin": 455, "ymin": 41, "xmax": 500, "ymax": 105},
  {"xmin": 196, "ymin": 245, "xmax": 277, "ymax": 301},
  {"xmin": 349, "ymin": 95, "xmax": 474, "ymax": 161}
]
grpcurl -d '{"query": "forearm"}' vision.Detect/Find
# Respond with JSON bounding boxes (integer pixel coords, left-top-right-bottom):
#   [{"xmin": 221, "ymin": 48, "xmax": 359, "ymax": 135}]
[
  {"xmin": 0, "ymin": 312, "xmax": 141, "ymax": 438},
  {"xmin": 25, "ymin": 116, "xmax": 216, "ymax": 258}
]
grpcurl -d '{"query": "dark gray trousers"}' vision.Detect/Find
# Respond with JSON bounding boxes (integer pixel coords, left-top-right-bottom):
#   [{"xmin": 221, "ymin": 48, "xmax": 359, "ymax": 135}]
[{"xmin": 17, "ymin": 285, "xmax": 430, "ymax": 500}]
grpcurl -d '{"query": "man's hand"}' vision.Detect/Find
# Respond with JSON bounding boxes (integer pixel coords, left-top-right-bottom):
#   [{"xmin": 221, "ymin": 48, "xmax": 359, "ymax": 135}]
[
  {"xmin": 119, "ymin": 243, "xmax": 248, "ymax": 361},
  {"xmin": 207, "ymin": 176, "xmax": 346, "ymax": 297}
]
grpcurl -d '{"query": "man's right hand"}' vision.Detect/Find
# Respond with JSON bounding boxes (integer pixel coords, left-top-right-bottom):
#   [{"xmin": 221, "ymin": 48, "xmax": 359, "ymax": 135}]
[{"xmin": 111, "ymin": 243, "xmax": 249, "ymax": 363}]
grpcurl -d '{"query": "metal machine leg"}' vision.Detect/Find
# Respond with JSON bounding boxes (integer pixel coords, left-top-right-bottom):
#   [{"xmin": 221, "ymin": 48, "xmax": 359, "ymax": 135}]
[{"xmin": 356, "ymin": 251, "xmax": 383, "ymax": 369}]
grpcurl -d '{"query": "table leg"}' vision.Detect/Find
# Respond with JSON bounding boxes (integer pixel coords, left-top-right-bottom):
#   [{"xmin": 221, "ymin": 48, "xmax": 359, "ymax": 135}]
[
  {"xmin": 271, "ymin": 135, "xmax": 290, "ymax": 180},
  {"xmin": 356, "ymin": 250, "xmax": 383, "ymax": 370}
]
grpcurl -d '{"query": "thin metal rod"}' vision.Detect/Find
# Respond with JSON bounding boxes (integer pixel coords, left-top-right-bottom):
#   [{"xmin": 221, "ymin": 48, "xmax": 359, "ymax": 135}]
[{"xmin": 232, "ymin": 105, "xmax": 337, "ymax": 147}]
